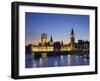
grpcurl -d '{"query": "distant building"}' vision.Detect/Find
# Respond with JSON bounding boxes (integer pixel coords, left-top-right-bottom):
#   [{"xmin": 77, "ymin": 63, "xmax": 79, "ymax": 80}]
[
  {"xmin": 75, "ymin": 40, "xmax": 89, "ymax": 51},
  {"xmin": 26, "ymin": 44, "xmax": 33, "ymax": 53},
  {"xmin": 54, "ymin": 42, "xmax": 61, "ymax": 51}
]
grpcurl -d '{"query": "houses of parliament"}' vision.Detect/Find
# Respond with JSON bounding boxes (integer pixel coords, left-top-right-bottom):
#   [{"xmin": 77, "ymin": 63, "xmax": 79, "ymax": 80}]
[
  {"xmin": 31, "ymin": 29, "xmax": 76, "ymax": 52},
  {"xmin": 26, "ymin": 29, "xmax": 89, "ymax": 53}
]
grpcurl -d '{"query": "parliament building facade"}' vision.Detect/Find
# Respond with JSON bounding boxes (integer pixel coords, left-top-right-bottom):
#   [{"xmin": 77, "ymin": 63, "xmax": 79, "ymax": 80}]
[{"xmin": 31, "ymin": 29, "xmax": 75, "ymax": 52}]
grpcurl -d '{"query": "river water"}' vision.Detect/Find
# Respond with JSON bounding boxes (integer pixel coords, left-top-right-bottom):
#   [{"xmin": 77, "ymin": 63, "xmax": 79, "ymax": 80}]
[{"xmin": 25, "ymin": 53, "xmax": 89, "ymax": 68}]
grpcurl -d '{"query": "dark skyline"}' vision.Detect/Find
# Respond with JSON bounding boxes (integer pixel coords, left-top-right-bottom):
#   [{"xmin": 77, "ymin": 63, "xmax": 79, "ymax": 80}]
[{"xmin": 25, "ymin": 12, "xmax": 89, "ymax": 45}]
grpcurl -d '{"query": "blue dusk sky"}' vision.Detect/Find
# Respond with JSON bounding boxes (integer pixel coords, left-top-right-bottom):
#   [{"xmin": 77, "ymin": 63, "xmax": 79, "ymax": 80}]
[{"xmin": 25, "ymin": 12, "xmax": 89, "ymax": 45}]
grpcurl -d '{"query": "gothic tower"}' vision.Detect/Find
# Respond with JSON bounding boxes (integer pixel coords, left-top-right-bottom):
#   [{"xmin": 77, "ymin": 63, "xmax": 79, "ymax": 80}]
[
  {"xmin": 70, "ymin": 29, "xmax": 75, "ymax": 50},
  {"xmin": 50, "ymin": 35, "xmax": 53, "ymax": 45},
  {"xmin": 41, "ymin": 33, "xmax": 47, "ymax": 45},
  {"xmin": 50, "ymin": 35, "xmax": 53, "ymax": 42}
]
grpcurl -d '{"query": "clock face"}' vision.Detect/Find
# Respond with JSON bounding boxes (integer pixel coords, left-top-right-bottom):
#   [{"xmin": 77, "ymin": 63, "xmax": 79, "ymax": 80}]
[{"xmin": 70, "ymin": 35, "xmax": 75, "ymax": 38}]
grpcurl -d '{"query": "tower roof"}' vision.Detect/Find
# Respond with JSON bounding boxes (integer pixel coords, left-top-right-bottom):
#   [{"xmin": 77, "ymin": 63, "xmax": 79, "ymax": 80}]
[
  {"xmin": 50, "ymin": 35, "xmax": 53, "ymax": 42},
  {"xmin": 41, "ymin": 33, "xmax": 47, "ymax": 36},
  {"xmin": 71, "ymin": 28, "xmax": 74, "ymax": 34}
]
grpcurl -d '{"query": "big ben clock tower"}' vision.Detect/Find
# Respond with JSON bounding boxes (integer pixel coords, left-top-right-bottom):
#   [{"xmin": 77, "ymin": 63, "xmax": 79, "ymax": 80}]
[{"xmin": 70, "ymin": 29, "xmax": 75, "ymax": 50}]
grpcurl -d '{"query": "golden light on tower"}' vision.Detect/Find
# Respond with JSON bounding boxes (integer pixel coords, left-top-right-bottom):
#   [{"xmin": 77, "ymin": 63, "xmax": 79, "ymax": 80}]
[{"xmin": 41, "ymin": 33, "xmax": 47, "ymax": 45}]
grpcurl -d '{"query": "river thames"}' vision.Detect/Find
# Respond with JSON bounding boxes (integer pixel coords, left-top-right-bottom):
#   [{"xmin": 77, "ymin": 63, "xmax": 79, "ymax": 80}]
[{"xmin": 25, "ymin": 53, "xmax": 89, "ymax": 68}]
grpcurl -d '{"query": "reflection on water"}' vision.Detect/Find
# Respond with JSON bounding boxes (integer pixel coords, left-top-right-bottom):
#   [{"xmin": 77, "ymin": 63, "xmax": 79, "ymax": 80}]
[{"xmin": 25, "ymin": 53, "xmax": 89, "ymax": 68}]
